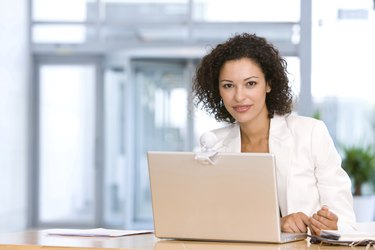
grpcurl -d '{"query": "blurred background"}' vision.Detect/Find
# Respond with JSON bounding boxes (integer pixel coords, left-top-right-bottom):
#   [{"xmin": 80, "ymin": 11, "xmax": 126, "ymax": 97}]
[{"xmin": 1, "ymin": 0, "xmax": 375, "ymax": 232}]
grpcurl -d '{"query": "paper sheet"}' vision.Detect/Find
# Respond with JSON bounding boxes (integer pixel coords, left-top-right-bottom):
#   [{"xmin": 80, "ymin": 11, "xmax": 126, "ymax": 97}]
[
  {"xmin": 312, "ymin": 222, "xmax": 375, "ymax": 246},
  {"xmin": 321, "ymin": 229, "xmax": 375, "ymax": 241},
  {"xmin": 45, "ymin": 228, "xmax": 153, "ymax": 237}
]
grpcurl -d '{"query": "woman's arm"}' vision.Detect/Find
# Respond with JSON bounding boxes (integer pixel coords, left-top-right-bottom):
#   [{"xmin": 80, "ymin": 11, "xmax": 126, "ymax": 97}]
[{"xmin": 311, "ymin": 120, "xmax": 356, "ymax": 231}]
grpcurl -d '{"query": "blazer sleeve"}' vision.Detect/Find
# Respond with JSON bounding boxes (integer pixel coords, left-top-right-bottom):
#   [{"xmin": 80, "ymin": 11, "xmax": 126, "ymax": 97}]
[{"xmin": 311, "ymin": 120, "xmax": 356, "ymax": 230}]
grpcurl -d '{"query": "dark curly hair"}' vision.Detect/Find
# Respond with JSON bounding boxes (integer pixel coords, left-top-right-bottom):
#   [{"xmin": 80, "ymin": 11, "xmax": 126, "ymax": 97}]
[{"xmin": 192, "ymin": 33, "xmax": 293, "ymax": 123}]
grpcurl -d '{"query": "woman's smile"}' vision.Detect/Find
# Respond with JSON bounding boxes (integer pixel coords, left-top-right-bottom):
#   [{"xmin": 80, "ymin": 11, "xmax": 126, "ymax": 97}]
[{"xmin": 233, "ymin": 104, "xmax": 252, "ymax": 113}]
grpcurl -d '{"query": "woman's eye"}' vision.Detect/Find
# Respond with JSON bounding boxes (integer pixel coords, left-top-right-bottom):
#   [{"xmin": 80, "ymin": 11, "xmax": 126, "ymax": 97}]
[
  {"xmin": 247, "ymin": 81, "xmax": 256, "ymax": 87},
  {"xmin": 222, "ymin": 83, "xmax": 233, "ymax": 88}
]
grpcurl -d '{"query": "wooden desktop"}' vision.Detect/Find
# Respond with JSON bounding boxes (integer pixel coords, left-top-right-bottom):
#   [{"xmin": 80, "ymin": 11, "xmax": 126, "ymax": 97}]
[{"xmin": 0, "ymin": 230, "xmax": 368, "ymax": 250}]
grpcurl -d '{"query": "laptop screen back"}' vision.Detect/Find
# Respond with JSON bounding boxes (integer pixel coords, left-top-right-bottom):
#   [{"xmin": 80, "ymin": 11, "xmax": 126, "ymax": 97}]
[{"xmin": 147, "ymin": 151, "xmax": 284, "ymax": 243}]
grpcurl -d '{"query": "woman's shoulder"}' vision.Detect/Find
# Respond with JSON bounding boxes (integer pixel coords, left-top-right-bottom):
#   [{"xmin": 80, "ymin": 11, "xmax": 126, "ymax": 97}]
[
  {"xmin": 202, "ymin": 123, "xmax": 241, "ymax": 151},
  {"xmin": 209, "ymin": 123, "xmax": 239, "ymax": 139},
  {"xmin": 272, "ymin": 114, "xmax": 327, "ymax": 136},
  {"xmin": 281, "ymin": 113, "xmax": 324, "ymax": 129}
]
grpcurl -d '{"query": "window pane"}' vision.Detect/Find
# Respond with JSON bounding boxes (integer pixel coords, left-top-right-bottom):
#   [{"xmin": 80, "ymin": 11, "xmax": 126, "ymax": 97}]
[
  {"xmin": 39, "ymin": 65, "xmax": 96, "ymax": 224},
  {"xmin": 193, "ymin": 0, "xmax": 300, "ymax": 22},
  {"xmin": 102, "ymin": 0, "xmax": 189, "ymax": 23},
  {"xmin": 33, "ymin": 0, "xmax": 88, "ymax": 21},
  {"xmin": 133, "ymin": 62, "xmax": 188, "ymax": 223},
  {"xmin": 312, "ymin": 0, "xmax": 375, "ymax": 147},
  {"xmin": 33, "ymin": 25, "xmax": 88, "ymax": 43}
]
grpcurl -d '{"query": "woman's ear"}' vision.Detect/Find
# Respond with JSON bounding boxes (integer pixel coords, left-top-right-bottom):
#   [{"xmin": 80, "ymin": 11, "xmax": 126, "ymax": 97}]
[{"xmin": 266, "ymin": 83, "xmax": 271, "ymax": 93}]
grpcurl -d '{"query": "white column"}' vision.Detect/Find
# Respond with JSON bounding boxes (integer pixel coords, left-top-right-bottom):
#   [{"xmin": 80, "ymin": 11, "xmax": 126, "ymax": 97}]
[
  {"xmin": 298, "ymin": 0, "xmax": 313, "ymax": 116},
  {"xmin": 0, "ymin": 0, "xmax": 30, "ymax": 232}
]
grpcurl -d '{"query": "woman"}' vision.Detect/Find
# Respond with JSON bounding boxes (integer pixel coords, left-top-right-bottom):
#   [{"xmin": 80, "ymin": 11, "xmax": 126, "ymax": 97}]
[{"xmin": 192, "ymin": 33, "xmax": 356, "ymax": 235}]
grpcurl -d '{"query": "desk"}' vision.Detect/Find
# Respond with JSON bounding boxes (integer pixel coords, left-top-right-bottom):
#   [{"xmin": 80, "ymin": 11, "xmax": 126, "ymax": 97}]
[{"xmin": 0, "ymin": 230, "xmax": 368, "ymax": 250}]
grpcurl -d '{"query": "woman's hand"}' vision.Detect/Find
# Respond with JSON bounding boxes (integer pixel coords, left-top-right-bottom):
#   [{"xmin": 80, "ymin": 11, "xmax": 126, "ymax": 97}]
[
  {"xmin": 309, "ymin": 206, "xmax": 338, "ymax": 236},
  {"xmin": 280, "ymin": 212, "xmax": 310, "ymax": 233}
]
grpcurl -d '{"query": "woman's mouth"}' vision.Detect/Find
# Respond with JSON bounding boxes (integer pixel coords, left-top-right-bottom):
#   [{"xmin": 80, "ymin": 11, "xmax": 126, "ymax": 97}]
[{"xmin": 233, "ymin": 105, "xmax": 251, "ymax": 113}]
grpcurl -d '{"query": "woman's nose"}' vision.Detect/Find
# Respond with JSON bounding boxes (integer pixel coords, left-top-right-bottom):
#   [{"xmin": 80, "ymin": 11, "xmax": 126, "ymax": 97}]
[{"xmin": 234, "ymin": 87, "xmax": 245, "ymax": 102}]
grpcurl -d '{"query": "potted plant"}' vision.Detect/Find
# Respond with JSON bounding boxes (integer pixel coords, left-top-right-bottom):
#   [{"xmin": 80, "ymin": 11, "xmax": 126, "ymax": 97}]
[{"xmin": 341, "ymin": 145, "xmax": 375, "ymax": 222}]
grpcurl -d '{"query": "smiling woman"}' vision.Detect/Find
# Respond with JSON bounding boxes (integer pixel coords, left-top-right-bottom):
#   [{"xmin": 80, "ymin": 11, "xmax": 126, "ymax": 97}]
[{"xmin": 193, "ymin": 33, "xmax": 356, "ymax": 235}]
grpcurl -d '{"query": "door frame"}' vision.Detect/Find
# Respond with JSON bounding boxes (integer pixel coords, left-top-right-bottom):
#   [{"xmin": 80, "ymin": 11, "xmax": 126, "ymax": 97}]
[{"xmin": 30, "ymin": 55, "xmax": 104, "ymax": 228}]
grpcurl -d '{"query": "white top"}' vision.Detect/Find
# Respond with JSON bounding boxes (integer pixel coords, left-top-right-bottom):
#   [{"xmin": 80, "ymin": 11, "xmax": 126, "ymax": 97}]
[{"xmin": 202, "ymin": 114, "xmax": 356, "ymax": 230}]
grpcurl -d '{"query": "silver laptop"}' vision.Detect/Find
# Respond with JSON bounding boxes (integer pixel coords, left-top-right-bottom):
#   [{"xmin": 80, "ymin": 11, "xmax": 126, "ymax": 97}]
[{"xmin": 147, "ymin": 151, "xmax": 306, "ymax": 243}]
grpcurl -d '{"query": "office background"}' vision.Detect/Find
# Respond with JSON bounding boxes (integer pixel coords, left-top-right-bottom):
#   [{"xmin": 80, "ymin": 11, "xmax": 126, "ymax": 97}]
[{"xmin": 0, "ymin": 0, "xmax": 374, "ymax": 233}]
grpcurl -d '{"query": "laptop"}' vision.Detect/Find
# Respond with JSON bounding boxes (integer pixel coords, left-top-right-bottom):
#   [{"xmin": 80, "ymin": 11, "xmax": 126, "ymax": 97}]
[{"xmin": 147, "ymin": 151, "xmax": 307, "ymax": 243}]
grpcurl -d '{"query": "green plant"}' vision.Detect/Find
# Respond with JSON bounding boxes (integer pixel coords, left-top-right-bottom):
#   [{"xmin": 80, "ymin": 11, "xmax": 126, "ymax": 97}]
[
  {"xmin": 312, "ymin": 109, "xmax": 321, "ymax": 120},
  {"xmin": 341, "ymin": 146, "xmax": 375, "ymax": 196}
]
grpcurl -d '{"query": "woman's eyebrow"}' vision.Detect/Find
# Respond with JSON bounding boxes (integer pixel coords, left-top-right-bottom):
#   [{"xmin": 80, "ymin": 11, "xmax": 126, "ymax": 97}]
[
  {"xmin": 219, "ymin": 79, "xmax": 233, "ymax": 83},
  {"xmin": 219, "ymin": 76, "xmax": 259, "ymax": 83},
  {"xmin": 244, "ymin": 76, "xmax": 259, "ymax": 81}
]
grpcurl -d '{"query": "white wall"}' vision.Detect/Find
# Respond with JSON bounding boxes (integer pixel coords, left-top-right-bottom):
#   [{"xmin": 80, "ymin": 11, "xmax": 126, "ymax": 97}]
[{"xmin": 0, "ymin": 0, "xmax": 29, "ymax": 232}]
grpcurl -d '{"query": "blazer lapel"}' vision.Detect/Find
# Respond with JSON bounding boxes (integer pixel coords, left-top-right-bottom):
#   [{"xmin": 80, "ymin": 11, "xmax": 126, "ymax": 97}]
[
  {"xmin": 269, "ymin": 115, "xmax": 294, "ymax": 217},
  {"xmin": 221, "ymin": 123, "xmax": 241, "ymax": 152}
]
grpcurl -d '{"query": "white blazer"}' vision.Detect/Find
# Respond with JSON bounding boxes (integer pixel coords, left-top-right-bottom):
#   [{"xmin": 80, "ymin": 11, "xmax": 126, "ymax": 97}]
[{"xmin": 204, "ymin": 114, "xmax": 356, "ymax": 230}]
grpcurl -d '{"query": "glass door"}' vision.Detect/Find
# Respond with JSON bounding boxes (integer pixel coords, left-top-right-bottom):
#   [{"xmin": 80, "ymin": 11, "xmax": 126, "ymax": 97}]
[
  {"xmin": 103, "ymin": 67, "xmax": 127, "ymax": 227},
  {"xmin": 133, "ymin": 60, "xmax": 190, "ymax": 224},
  {"xmin": 33, "ymin": 58, "xmax": 101, "ymax": 227}
]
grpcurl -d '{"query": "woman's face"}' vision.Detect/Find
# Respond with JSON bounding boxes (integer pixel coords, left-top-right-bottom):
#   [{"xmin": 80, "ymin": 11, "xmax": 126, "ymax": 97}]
[{"xmin": 219, "ymin": 58, "xmax": 270, "ymax": 124}]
